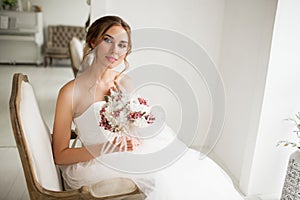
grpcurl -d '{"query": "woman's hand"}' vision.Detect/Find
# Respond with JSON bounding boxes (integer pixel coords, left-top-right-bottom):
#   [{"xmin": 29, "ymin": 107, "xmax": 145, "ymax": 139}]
[{"xmin": 112, "ymin": 136, "xmax": 140, "ymax": 152}]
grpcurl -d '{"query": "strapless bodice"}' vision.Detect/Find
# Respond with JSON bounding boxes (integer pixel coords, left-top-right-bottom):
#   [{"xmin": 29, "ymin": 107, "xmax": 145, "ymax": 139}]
[{"xmin": 73, "ymin": 101, "xmax": 108, "ymax": 146}]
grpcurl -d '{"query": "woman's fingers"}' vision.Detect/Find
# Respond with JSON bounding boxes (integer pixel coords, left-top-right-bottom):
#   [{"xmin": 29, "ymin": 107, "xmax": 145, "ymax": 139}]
[
  {"xmin": 112, "ymin": 136, "xmax": 135, "ymax": 151},
  {"xmin": 124, "ymin": 139, "xmax": 134, "ymax": 151}
]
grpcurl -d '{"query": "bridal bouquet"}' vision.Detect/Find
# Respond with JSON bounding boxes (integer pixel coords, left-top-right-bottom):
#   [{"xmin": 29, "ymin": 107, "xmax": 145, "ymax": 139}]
[{"xmin": 98, "ymin": 88, "xmax": 155, "ymax": 136}]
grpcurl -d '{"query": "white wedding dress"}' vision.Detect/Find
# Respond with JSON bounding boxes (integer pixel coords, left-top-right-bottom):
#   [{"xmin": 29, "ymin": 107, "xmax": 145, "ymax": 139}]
[{"xmin": 59, "ymin": 101, "xmax": 244, "ymax": 199}]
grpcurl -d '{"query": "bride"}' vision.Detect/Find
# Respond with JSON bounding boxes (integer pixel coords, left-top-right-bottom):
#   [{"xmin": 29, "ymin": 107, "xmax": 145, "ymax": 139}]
[{"xmin": 52, "ymin": 15, "xmax": 244, "ymax": 199}]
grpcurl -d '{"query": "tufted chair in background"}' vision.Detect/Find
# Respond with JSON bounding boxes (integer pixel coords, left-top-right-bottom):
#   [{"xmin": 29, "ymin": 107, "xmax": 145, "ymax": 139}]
[{"xmin": 44, "ymin": 25, "xmax": 86, "ymax": 67}]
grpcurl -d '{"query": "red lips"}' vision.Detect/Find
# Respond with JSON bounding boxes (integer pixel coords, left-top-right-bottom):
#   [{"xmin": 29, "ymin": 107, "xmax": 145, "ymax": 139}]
[{"xmin": 106, "ymin": 56, "xmax": 117, "ymax": 63}]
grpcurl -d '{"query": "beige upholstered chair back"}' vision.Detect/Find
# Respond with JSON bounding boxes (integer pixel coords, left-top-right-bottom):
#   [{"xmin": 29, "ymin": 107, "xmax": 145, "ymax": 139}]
[
  {"xmin": 9, "ymin": 74, "xmax": 63, "ymax": 193},
  {"xmin": 69, "ymin": 37, "xmax": 84, "ymax": 77}
]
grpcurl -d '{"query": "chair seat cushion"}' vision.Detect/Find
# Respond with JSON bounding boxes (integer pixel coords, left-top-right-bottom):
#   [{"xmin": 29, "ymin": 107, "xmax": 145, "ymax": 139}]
[{"xmin": 90, "ymin": 177, "xmax": 138, "ymax": 198}]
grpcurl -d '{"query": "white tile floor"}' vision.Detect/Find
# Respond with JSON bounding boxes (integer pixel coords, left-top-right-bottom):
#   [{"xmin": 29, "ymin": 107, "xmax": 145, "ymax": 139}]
[{"xmin": 0, "ymin": 65, "xmax": 73, "ymax": 200}]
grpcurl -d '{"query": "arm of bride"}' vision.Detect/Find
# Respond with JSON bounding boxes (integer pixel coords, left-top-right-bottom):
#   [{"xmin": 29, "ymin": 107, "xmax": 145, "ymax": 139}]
[
  {"xmin": 52, "ymin": 80, "xmax": 95, "ymax": 165},
  {"xmin": 52, "ymin": 81, "xmax": 134, "ymax": 165}
]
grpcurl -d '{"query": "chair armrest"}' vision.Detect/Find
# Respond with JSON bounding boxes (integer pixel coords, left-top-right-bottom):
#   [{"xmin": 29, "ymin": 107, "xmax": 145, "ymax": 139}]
[{"xmin": 89, "ymin": 177, "xmax": 142, "ymax": 199}]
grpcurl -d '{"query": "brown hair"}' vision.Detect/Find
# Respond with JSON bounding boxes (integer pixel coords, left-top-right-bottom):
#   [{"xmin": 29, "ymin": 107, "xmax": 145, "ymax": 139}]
[{"xmin": 83, "ymin": 15, "xmax": 132, "ymax": 78}]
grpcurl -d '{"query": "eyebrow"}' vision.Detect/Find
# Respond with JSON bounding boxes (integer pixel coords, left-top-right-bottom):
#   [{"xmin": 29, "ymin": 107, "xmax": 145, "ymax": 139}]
[{"xmin": 104, "ymin": 34, "xmax": 128, "ymax": 43}]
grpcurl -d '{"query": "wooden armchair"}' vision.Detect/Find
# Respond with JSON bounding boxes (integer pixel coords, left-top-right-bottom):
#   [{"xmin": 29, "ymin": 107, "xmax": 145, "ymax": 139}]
[
  {"xmin": 44, "ymin": 25, "xmax": 86, "ymax": 67},
  {"xmin": 9, "ymin": 73, "xmax": 145, "ymax": 200}
]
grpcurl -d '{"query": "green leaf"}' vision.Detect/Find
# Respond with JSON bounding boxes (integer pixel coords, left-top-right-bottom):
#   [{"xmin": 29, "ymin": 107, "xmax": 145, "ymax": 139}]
[{"xmin": 104, "ymin": 95, "xmax": 109, "ymax": 102}]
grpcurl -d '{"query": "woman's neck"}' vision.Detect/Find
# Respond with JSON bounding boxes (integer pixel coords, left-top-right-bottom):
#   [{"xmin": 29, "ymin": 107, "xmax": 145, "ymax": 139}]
[{"xmin": 89, "ymin": 61, "xmax": 116, "ymax": 84}]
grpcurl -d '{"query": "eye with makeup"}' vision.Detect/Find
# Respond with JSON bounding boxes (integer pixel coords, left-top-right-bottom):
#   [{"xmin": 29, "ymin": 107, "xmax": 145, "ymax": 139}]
[
  {"xmin": 118, "ymin": 42, "xmax": 127, "ymax": 49},
  {"xmin": 103, "ymin": 37, "xmax": 113, "ymax": 44},
  {"xmin": 104, "ymin": 38, "xmax": 127, "ymax": 49},
  {"xmin": 103, "ymin": 34, "xmax": 128, "ymax": 49}
]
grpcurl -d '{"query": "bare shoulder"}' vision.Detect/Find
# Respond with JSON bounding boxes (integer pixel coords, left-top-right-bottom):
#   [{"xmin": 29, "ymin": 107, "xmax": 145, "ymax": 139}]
[
  {"xmin": 58, "ymin": 79, "xmax": 75, "ymax": 101},
  {"xmin": 117, "ymin": 73, "xmax": 134, "ymax": 92}
]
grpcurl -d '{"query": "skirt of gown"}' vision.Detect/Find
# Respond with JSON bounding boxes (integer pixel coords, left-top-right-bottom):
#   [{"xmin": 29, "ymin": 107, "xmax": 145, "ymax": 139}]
[{"xmin": 59, "ymin": 125, "xmax": 244, "ymax": 200}]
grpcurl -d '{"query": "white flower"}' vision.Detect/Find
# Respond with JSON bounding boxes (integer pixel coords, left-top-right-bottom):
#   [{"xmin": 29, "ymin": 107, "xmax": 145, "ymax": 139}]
[
  {"xmin": 130, "ymin": 98, "xmax": 150, "ymax": 113},
  {"xmin": 99, "ymin": 88, "xmax": 155, "ymax": 134},
  {"xmin": 133, "ymin": 117, "xmax": 148, "ymax": 128}
]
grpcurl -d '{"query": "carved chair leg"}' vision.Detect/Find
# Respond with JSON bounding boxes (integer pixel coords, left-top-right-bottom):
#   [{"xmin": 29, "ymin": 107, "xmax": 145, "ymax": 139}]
[{"xmin": 44, "ymin": 56, "xmax": 48, "ymax": 67}]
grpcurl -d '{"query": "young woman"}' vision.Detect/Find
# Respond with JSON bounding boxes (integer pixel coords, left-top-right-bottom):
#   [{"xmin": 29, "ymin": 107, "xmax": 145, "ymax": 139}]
[{"xmin": 52, "ymin": 15, "xmax": 244, "ymax": 199}]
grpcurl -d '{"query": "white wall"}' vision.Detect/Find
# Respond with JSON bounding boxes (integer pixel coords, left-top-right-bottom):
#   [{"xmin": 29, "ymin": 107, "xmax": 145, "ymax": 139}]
[
  {"xmin": 214, "ymin": 0, "xmax": 278, "ymax": 197},
  {"xmin": 29, "ymin": 0, "xmax": 89, "ymax": 28},
  {"xmin": 91, "ymin": 0, "xmax": 225, "ymax": 65},
  {"xmin": 240, "ymin": 0, "xmax": 300, "ymax": 198},
  {"xmin": 24, "ymin": 0, "xmax": 89, "ymax": 65}
]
